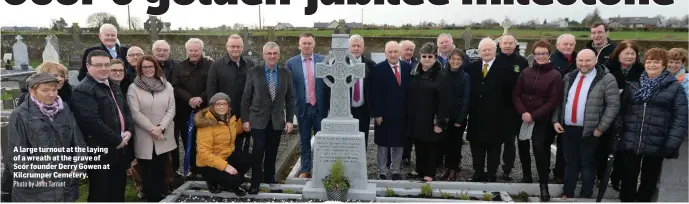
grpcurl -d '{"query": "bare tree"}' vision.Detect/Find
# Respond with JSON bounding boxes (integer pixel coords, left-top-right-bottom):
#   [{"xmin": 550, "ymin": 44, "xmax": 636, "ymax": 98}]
[
  {"xmin": 581, "ymin": 8, "xmax": 603, "ymax": 26},
  {"xmin": 682, "ymin": 15, "xmax": 689, "ymax": 25},
  {"xmin": 130, "ymin": 17, "xmax": 142, "ymax": 30},
  {"xmin": 654, "ymin": 14, "xmax": 666, "ymax": 24},
  {"xmin": 439, "ymin": 19, "xmax": 447, "ymax": 28},
  {"xmin": 232, "ymin": 23, "xmax": 245, "ymax": 31},
  {"xmin": 87, "ymin": 12, "xmax": 119, "ymax": 30},
  {"xmin": 481, "ymin": 19, "xmax": 499, "ymax": 26}
]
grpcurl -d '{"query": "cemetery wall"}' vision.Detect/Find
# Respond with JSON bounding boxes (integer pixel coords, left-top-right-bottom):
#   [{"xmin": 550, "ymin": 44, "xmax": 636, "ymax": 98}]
[{"xmin": 2, "ymin": 33, "xmax": 687, "ymax": 70}]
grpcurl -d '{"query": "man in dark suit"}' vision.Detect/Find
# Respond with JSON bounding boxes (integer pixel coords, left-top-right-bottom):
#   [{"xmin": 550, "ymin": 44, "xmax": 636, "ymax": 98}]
[
  {"xmin": 346, "ymin": 35, "xmax": 376, "ymax": 148},
  {"xmin": 207, "ymin": 34, "xmax": 257, "ymax": 154},
  {"xmin": 285, "ymin": 32, "xmax": 329, "ymax": 179},
  {"xmin": 465, "ymin": 37, "xmax": 512, "ymax": 182},
  {"xmin": 72, "ymin": 50, "xmax": 134, "ymax": 201},
  {"xmin": 242, "ymin": 42, "xmax": 295, "ymax": 194},
  {"xmin": 399, "ymin": 40, "xmax": 417, "ymax": 167},
  {"xmin": 78, "ymin": 23, "xmax": 129, "ymax": 81},
  {"xmin": 370, "ymin": 41, "xmax": 412, "ymax": 180}
]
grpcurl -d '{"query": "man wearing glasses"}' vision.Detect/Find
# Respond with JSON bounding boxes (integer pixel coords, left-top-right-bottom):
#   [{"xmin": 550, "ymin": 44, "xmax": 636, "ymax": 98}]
[
  {"xmin": 152, "ymin": 40, "xmax": 178, "ymax": 80},
  {"xmin": 207, "ymin": 34, "xmax": 257, "ymax": 154},
  {"xmin": 72, "ymin": 50, "xmax": 135, "ymax": 202}
]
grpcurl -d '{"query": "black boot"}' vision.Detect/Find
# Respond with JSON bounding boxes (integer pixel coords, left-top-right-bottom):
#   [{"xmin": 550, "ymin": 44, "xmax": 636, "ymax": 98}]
[{"xmin": 540, "ymin": 184, "xmax": 550, "ymax": 202}]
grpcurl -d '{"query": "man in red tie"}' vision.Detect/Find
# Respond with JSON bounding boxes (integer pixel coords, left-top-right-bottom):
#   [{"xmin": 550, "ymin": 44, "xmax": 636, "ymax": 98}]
[
  {"xmin": 346, "ymin": 35, "xmax": 376, "ymax": 148},
  {"xmin": 552, "ymin": 49, "xmax": 620, "ymax": 199},
  {"xmin": 370, "ymin": 41, "xmax": 412, "ymax": 180}
]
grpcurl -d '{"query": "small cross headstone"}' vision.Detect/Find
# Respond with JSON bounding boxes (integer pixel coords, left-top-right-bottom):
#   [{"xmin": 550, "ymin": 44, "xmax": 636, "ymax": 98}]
[
  {"xmin": 240, "ymin": 27, "xmax": 251, "ymax": 51},
  {"xmin": 43, "ymin": 36, "xmax": 60, "ymax": 63},
  {"xmin": 12, "ymin": 35, "xmax": 30, "ymax": 70},
  {"xmin": 501, "ymin": 18, "xmax": 512, "ymax": 35},
  {"xmin": 460, "ymin": 27, "xmax": 473, "ymax": 49},
  {"xmin": 71, "ymin": 23, "xmax": 82, "ymax": 52},
  {"xmin": 304, "ymin": 33, "xmax": 375, "ymax": 201}
]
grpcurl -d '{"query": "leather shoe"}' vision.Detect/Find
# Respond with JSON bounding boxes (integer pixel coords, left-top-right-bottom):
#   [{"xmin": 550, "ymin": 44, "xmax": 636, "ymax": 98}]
[
  {"xmin": 298, "ymin": 172, "xmax": 311, "ymax": 178},
  {"xmin": 378, "ymin": 174, "xmax": 387, "ymax": 180},
  {"xmin": 539, "ymin": 184, "xmax": 550, "ymax": 202},
  {"xmin": 248, "ymin": 186, "xmax": 259, "ymax": 195},
  {"xmin": 391, "ymin": 174, "xmax": 402, "ymax": 181},
  {"xmin": 208, "ymin": 184, "xmax": 222, "ymax": 194},
  {"xmin": 500, "ymin": 172, "xmax": 513, "ymax": 181},
  {"xmin": 439, "ymin": 170, "xmax": 451, "ymax": 180}
]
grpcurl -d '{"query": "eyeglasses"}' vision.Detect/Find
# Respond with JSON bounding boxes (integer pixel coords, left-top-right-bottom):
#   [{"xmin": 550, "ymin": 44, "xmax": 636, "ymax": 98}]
[
  {"xmin": 420, "ymin": 55, "xmax": 434, "ymax": 59},
  {"xmin": 534, "ymin": 52, "xmax": 550, "ymax": 56},
  {"xmin": 110, "ymin": 69, "xmax": 125, "ymax": 74},
  {"xmin": 89, "ymin": 63, "xmax": 111, "ymax": 69},
  {"xmin": 154, "ymin": 48, "xmax": 170, "ymax": 52},
  {"xmin": 228, "ymin": 45, "xmax": 242, "ymax": 49},
  {"xmin": 141, "ymin": 66, "xmax": 155, "ymax": 70},
  {"xmin": 214, "ymin": 102, "xmax": 229, "ymax": 107},
  {"xmin": 127, "ymin": 53, "xmax": 143, "ymax": 57}
]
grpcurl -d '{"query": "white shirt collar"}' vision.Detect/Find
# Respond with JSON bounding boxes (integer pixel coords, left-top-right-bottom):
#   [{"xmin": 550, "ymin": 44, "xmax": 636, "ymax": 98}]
[
  {"xmin": 483, "ymin": 58, "xmax": 495, "ymax": 67},
  {"xmin": 301, "ymin": 54, "xmax": 314, "ymax": 62}
]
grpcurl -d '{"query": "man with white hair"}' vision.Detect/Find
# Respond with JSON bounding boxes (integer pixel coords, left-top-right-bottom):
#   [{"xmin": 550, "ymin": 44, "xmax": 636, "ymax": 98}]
[
  {"xmin": 370, "ymin": 41, "xmax": 412, "ymax": 180},
  {"xmin": 170, "ymin": 38, "xmax": 213, "ymax": 179},
  {"xmin": 207, "ymin": 34, "xmax": 257, "ymax": 155},
  {"xmin": 152, "ymin": 40, "xmax": 177, "ymax": 80},
  {"xmin": 346, "ymin": 35, "xmax": 376, "ymax": 148},
  {"xmin": 495, "ymin": 34, "xmax": 529, "ymax": 182},
  {"xmin": 78, "ymin": 23, "xmax": 129, "ymax": 81},
  {"xmin": 550, "ymin": 33, "xmax": 578, "ymax": 183},
  {"xmin": 465, "ymin": 37, "xmax": 514, "ymax": 182},
  {"xmin": 399, "ymin": 40, "xmax": 418, "ymax": 67}
]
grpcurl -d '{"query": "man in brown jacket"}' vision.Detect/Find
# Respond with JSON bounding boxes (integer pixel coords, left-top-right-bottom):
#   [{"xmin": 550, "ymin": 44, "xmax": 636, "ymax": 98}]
[{"xmin": 171, "ymin": 38, "xmax": 212, "ymax": 179}]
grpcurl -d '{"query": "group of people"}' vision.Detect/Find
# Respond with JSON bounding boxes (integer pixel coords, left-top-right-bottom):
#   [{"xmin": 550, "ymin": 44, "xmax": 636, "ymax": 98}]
[{"xmin": 3, "ymin": 21, "xmax": 687, "ymax": 203}]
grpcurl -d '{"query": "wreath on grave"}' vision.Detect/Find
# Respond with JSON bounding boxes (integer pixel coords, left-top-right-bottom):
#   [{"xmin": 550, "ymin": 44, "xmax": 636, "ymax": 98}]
[{"xmin": 322, "ymin": 157, "xmax": 350, "ymax": 201}]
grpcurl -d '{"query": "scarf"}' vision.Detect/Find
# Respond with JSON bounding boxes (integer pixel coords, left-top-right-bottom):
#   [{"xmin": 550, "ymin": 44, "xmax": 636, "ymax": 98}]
[
  {"xmin": 30, "ymin": 95, "xmax": 64, "ymax": 120},
  {"xmin": 565, "ymin": 54, "xmax": 572, "ymax": 64},
  {"xmin": 634, "ymin": 71, "xmax": 670, "ymax": 102},
  {"xmin": 210, "ymin": 110, "xmax": 228, "ymax": 124},
  {"xmin": 675, "ymin": 70, "xmax": 685, "ymax": 84},
  {"xmin": 134, "ymin": 76, "xmax": 166, "ymax": 93}
]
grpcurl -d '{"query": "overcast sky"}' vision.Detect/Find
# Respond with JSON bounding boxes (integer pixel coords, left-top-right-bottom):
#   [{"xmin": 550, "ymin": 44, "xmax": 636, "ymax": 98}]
[{"xmin": 1, "ymin": 1, "xmax": 687, "ymax": 29}]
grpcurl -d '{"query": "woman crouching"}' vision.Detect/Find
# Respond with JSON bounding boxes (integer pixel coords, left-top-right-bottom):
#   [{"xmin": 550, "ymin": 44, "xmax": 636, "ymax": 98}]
[
  {"xmin": 8, "ymin": 73, "xmax": 87, "ymax": 202},
  {"xmin": 195, "ymin": 93, "xmax": 251, "ymax": 196}
]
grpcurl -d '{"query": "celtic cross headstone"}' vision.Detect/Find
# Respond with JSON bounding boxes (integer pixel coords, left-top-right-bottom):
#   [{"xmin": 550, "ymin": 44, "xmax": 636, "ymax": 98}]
[
  {"xmin": 501, "ymin": 18, "xmax": 512, "ymax": 35},
  {"xmin": 302, "ymin": 34, "xmax": 376, "ymax": 201}
]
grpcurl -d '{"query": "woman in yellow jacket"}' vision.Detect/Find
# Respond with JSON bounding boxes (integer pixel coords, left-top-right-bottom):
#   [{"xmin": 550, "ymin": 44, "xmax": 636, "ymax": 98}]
[{"xmin": 195, "ymin": 93, "xmax": 250, "ymax": 196}]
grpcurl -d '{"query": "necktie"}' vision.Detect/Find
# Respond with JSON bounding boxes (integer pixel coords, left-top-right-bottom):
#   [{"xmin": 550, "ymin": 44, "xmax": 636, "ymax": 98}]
[
  {"xmin": 105, "ymin": 83, "xmax": 125, "ymax": 133},
  {"xmin": 571, "ymin": 75, "xmax": 586, "ymax": 123},
  {"xmin": 482, "ymin": 63, "xmax": 489, "ymax": 77},
  {"xmin": 306, "ymin": 58, "xmax": 316, "ymax": 106},
  {"xmin": 353, "ymin": 79, "xmax": 360, "ymax": 102},
  {"xmin": 393, "ymin": 65, "xmax": 401, "ymax": 85},
  {"xmin": 269, "ymin": 69, "xmax": 276, "ymax": 101}
]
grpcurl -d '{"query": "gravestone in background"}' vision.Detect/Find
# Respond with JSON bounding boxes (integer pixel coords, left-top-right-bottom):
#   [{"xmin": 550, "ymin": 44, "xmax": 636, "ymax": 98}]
[
  {"xmin": 48, "ymin": 34, "xmax": 59, "ymax": 57},
  {"xmin": 460, "ymin": 27, "xmax": 473, "ymax": 50},
  {"xmin": 242, "ymin": 49, "xmax": 263, "ymax": 66},
  {"xmin": 369, "ymin": 52, "xmax": 385, "ymax": 64},
  {"xmin": 526, "ymin": 54, "xmax": 535, "ymax": 67},
  {"xmin": 145, "ymin": 16, "xmax": 164, "ymax": 42},
  {"xmin": 302, "ymin": 33, "xmax": 376, "ymax": 201},
  {"xmin": 501, "ymin": 18, "xmax": 512, "ymax": 35},
  {"xmin": 465, "ymin": 48, "xmax": 481, "ymax": 64},
  {"xmin": 12, "ymin": 35, "xmax": 31, "ymax": 70},
  {"xmin": 43, "ymin": 36, "xmax": 60, "ymax": 63},
  {"xmin": 266, "ymin": 26, "xmax": 276, "ymax": 42}
]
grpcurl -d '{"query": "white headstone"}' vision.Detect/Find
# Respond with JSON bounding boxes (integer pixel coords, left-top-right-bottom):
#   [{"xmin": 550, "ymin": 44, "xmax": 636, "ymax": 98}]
[
  {"xmin": 518, "ymin": 42, "xmax": 528, "ymax": 57},
  {"xmin": 43, "ymin": 36, "xmax": 60, "ymax": 63},
  {"xmin": 48, "ymin": 34, "xmax": 59, "ymax": 57},
  {"xmin": 370, "ymin": 52, "xmax": 385, "ymax": 64},
  {"xmin": 465, "ymin": 48, "xmax": 481, "ymax": 63},
  {"xmin": 2, "ymin": 53, "xmax": 12, "ymax": 63},
  {"xmin": 12, "ymin": 35, "xmax": 29, "ymax": 67},
  {"xmin": 302, "ymin": 34, "xmax": 376, "ymax": 201},
  {"xmin": 68, "ymin": 70, "xmax": 80, "ymax": 87}
]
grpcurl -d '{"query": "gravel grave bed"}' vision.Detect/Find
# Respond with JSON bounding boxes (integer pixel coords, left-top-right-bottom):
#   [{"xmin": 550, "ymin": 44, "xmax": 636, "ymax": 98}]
[{"xmin": 364, "ymin": 134, "xmax": 558, "ymax": 183}]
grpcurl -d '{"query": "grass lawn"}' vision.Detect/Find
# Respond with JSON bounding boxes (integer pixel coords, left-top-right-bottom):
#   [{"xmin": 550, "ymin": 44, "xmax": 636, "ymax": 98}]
[
  {"xmin": 75, "ymin": 177, "xmax": 143, "ymax": 202},
  {"xmin": 6, "ymin": 29, "xmax": 687, "ymax": 41}
]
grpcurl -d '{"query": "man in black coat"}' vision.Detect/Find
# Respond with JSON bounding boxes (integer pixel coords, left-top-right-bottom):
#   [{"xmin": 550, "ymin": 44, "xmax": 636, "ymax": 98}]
[
  {"xmin": 586, "ymin": 23, "xmax": 617, "ymax": 65},
  {"xmin": 170, "ymin": 38, "xmax": 212, "ymax": 178},
  {"xmin": 346, "ymin": 35, "xmax": 376, "ymax": 148},
  {"xmin": 495, "ymin": 34, "xmax": 529, "ymax": 181},
  {"xmin": 77, "ymin": 24, "xmax": 129, "ymax": 81},
  {"xmin": 72, "ymin": 50, "xmax": 134, "ymax": 202},
  {"xmin": 207, "ymin": 34, "xmax": 257, "ymax": 154},
  {"xmin": 399, "ymin": 40, "xmax": 418, "ymax": 166},
  {"xmin": 549, "ymin": 33, "xmax": 579, "ymax": 183},
  {"xmin": 152, "ymin": 40, "xmax": 178, "ymax": 80},
  {"xmin": 465, "ymin": 38, "xmax": 513, "ymax": 182}
]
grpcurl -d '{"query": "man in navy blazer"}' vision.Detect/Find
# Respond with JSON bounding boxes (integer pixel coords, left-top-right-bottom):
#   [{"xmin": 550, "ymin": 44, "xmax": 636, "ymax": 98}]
[
  {"xmin": 285, "ymin": 32, "xmax": 330, "ymax": 178},
  {"xmin": 78, "ymin": 23, "xmax": 129, "ymax": 81},
  {"xmin": 370, "ymin": 41, "xmax": 412, "ymax": 180}
]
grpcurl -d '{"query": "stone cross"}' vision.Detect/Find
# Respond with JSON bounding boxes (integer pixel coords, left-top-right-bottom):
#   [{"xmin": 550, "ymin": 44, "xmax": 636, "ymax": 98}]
[
  {"xmin": 501, "ymin": 18, "xmax": 512, "ymax": 35},
  {"xmin": 42, "ymin": 36, "xmax": 60, "ymax": 63},
  {"xmin": 315, "ymin": 34, "xmax": 366, "ymax": 119},
  {"xmin": 266, "ymin": 26, "xmax": 276, "ymax": 42},
  {"xmin": 71, "ymin": 23, "xmax": 82, "ymax": 55},
  {"xmin": 144, "ymin": 16, "xmax": 163, "ymax": 41},
  {"xmin": 12, "ymin": 35, "xmax": 29, "ymax": 67},
  {"xmin": 460, "ymin": 27, "xmax": 473, "ymax": 49}
]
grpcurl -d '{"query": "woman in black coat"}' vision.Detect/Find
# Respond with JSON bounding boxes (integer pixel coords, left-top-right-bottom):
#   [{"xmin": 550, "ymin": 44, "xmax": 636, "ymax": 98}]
[
  {"xmin": 406, "ymin": 42, "xmax": 452, "ymax": 182},
  {"xmin": 617, "ymin": 48, "xmax": 688, "ymax": 202},
  {"xmin": 602, "ymin": 40, "xmax": 644, "ymax": 190},
  {"xmin": 438, "ymin": 48, "xmax": 471, "ymax": 181}
]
